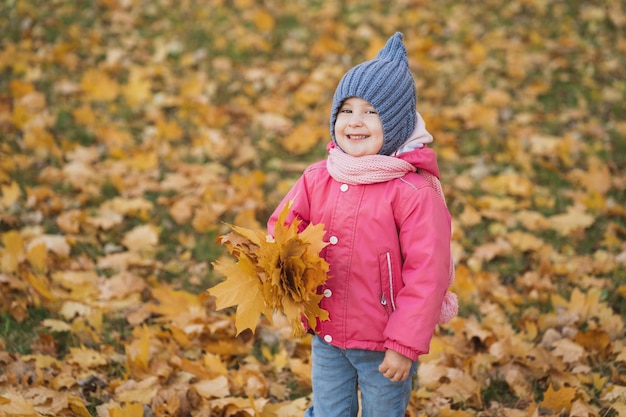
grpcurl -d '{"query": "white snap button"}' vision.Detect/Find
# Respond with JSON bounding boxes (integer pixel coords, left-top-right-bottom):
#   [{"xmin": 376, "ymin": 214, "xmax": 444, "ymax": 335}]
[
  {"xmin": 324, "ymin": 334, "xmax": 333, "ymax": 343},
  {"xmin": 329, "ymin": 236, "xmax": 338, "ymax": 245},
  {"xmin": 323, "ymin": 289, "xmax": 332, "ymax": 297},
  {"xmin": 340, "ymin": 184, "xmax": 349, "ymax": 192}
]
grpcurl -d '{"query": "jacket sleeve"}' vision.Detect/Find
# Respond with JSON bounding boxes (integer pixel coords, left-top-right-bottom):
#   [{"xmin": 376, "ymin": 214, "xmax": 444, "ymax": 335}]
[
  {"xmin": 383, "ymin": 185, "xmax": 452, "ymax": 360},
  {"xmin": 267, "ymin": 172, "xmax": 312, "ymax": 237}
]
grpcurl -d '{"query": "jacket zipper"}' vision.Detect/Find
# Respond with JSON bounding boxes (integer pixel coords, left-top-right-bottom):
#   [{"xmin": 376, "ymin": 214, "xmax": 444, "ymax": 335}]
[{"xmin": 386, "ymin": 252, "xmax": 396, "ymax": 311}]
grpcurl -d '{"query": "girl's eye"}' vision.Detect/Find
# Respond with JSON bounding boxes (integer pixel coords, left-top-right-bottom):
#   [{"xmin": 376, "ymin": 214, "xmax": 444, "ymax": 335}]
[
  {"xmin": 366, "ymin": 110, "xmax": 378, "ymax": 114},
  {"xmin": 340, "ymin": 109, "xmax": 352, "ymax": 113}
]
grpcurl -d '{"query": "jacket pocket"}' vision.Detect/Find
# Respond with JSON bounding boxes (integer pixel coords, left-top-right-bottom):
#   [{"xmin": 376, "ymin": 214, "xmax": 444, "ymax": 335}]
[{"xmin": 378, "ymin": 251, "xmax": 396, "ymax": 315}]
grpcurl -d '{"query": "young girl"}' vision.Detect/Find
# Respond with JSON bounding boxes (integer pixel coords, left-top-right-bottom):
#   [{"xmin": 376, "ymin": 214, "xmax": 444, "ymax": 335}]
[{"xmin": 268, "ymin": 32, "xmax": 456, "ymax": 417}]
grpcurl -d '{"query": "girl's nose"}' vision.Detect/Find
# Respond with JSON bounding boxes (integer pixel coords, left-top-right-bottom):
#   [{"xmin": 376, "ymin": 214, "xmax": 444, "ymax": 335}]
[{"xmin": 348, "ymin": 113, "xmax": 363, "ymax": 126}]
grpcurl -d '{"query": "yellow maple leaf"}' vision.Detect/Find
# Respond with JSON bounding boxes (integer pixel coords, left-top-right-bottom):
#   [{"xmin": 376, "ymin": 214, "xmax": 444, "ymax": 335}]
[
  {"xmin": 540, "ymin": 384, "xmax": 577, "ymax": 413},
  {"xmin": 209, "ymin": 200, "xmax": 330, "ymax": 335},
  {"xmin": 67, "ymin": 396, "xmax": 91, "ymax": 417},
  {"xmin": 211, "ymin": 253, "xmax": 269, "ymax": 334},
  {"xmin": 125, "ymin": 325, "xmax": 152, "ymax": 374},
  {"xmin": 1, "ymin": 230, "xmax": 24, "ymax": 273},
  {"xmin": 22, "ymin": 269, "xmax": 54, "ymax": 301},
  {"xmin": 0, "ymin": 181, "xmax": 21, "ymax": 208},
  {"xmin": 80, "ymin": 68, "xmax": 120, "ymax": 102},
  {"xmin": 109, "ymin": 402, "xmax": 145, "ymax": 417},
  {"xmin": 123, "ymin": 67, "xmax": 152, "ymax": 108},
  {"xmin": 72, "ymin": 104, "xmax": 96, "ymax": 126},
  {"xmin": 251, "ymin": 8, "xmax": 275, "ymax": 31},
  {"xmin": 281, "ymin": 124, "xmax": 325, "ymax": 155},
  {"xmin": 26, "ymin": 242, "xmax": 47, "ymax": 273}
]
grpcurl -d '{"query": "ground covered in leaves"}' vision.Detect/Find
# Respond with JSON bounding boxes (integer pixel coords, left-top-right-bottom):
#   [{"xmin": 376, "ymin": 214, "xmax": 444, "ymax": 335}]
[{"xmin": 1, "ymin": 0, "xmax": 626, "ymax": 416}]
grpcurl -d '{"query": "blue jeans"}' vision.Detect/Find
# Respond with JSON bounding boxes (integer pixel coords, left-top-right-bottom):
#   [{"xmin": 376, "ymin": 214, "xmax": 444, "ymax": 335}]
[{"xmin": 305, "ymin": 335, "xmax": 417, "ymax": 417}]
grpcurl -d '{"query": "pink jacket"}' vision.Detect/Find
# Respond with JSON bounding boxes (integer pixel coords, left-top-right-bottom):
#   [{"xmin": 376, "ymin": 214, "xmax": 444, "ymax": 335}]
[{"xmin": 267, "ymin": 145, "xmax": 451, "ymax": 360}]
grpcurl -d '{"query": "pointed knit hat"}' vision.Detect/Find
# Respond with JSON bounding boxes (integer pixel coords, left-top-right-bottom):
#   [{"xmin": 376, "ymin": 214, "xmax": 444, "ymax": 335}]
[{"xmin": 330, "ymin": 32, "xmax": 417, "ymax": 156}]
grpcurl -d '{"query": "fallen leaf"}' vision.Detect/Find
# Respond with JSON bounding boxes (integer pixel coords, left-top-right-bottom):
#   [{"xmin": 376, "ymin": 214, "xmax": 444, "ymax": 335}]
[
  {"xmin": 548, "ymin": 206, "xmax": 595, "ymax": 236},
  {"xmin": 540, "ymin": 384, "xmax": 577, "ymax": 413}
]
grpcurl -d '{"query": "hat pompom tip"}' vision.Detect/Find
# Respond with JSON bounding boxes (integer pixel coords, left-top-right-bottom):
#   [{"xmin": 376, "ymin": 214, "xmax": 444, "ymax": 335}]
[{"xmin": 438, "ymin": 291, "xmax": 458, "ymax": 324}]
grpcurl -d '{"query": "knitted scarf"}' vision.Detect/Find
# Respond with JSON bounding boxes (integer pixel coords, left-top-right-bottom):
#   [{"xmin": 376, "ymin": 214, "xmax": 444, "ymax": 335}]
[{"xmin": 326, "ymin": 147, "xmax": 458, "ymax": 324}]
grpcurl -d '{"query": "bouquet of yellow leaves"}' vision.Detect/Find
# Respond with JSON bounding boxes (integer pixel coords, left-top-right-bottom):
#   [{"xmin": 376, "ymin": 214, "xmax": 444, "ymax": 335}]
[{"xmin": 209, "ymin": 200, "xmax": 330, "ymax": 336}]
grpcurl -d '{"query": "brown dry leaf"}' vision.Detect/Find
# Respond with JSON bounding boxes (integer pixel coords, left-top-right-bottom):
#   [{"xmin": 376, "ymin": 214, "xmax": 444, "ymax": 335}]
[
  {"xmin": 56, "ymin": 209, "xmax": 84, "ymax": 234},
  {"xmin": 569, "ymin": 399, "xmax": 599, "ymax": 417},
  {"xmin": 548, "ymin": 206, "xmax": 595, "ymax": 236},
  {"xmin": 67, "ymin": 345, "xmax": 108, "ymax": 368},
  {"xmin": 86, "ymin": 209, "xmax": 124, "ymax": 230},
  {"xmin": 51, "ymin": 270, "xmax": 99, "ymax": 300},
  {"xmin": 574, "ymin": 329, "xmax": 611, "ymax": 358},
  {"xmin": 570, "ymin": 155, "xmax": 611, "ymax": 195},
  {"xmin": 121, "ymin": 224, "xmax": 159, "ymax": 253},
  {"xmin": 505, "ymin": 230, "xmax": 545, "ymax": 252},
  {"xmin": 26, "ymin": 387, "xmax": 69, "ymax": 416},
  {"xmin": 115, "ymin": 376, "xmax": 160, "ymax": 404},
  {"xmin": 550, "ymin": 339, "xmax": 585, "ymax": 364},
  {"xmin": 145, "ymin": 286, "xmax": 207, "ymax": 330},
  {"xmin": 42, "ymin": 319, "xmax": 72, "ymax": 332},
  {"xmin": 98, "ymin": 271, "xmax": 147, "ymax": 301},
  {"xmin": 458, "ymin": 205, "xmax": 482, "ymax": 227},
  {"xmin": 169, "ymin": 197, "xmax": 195, "ymax": 225},
  {"xmin": 0, "ymin": 390, "xmax": 38, "ymax": 417},
  {"xmin": 94, "ymin": 125, "xmax": 134, "ymax": 149},
  {"xmin": 514, "ymin": 210, "xmax": 551, "ymax": 231},
  {"xmin": 435, "ymin": 370, "xmax": 482, "ymax": 406},
  {"xmin": 97, "ymin": 251, "xmax": 152, "ymax": 271},
  {"xmin": 26, "ymin": 235, "xmax": 71, "ymax": 257},
  {"xmin": 193, "ymin": 376, "xmax": 230, "ymax": 399},
  {"xmin": 471, "ymin": 237, "xmax": 512, "ymax": 262},
  {"xmin": 500, "ymin": 363, "xmax": 533, "ymax": 399}
]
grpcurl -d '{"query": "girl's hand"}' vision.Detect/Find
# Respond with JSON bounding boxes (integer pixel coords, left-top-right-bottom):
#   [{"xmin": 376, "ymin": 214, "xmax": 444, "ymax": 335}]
[{"xmin": 378, "ymin": 349, "xmax": 412, "ymax": 382}]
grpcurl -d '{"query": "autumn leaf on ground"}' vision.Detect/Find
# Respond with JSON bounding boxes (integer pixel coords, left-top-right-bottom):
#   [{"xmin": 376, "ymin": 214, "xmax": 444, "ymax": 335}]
[
  {"xmin": 540, "ymin": 384, "xmax": 577, "ymax": 413},
  {"xmin": 209, "ymin": 199, "xmax": 330, "ymax": 336}
]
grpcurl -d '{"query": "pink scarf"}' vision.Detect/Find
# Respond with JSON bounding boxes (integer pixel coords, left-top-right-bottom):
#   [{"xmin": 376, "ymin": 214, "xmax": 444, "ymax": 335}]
[
  {"xmin": 326, "ymin": 146, "xmax": 416, "ymax": 184},
  {"xmin": 326, "ymin": 141, "xmax": 458, "ymax": 323}
]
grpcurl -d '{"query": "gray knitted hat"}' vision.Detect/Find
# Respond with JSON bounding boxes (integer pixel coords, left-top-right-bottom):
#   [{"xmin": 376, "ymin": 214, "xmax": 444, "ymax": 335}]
[{"xmin": 330, "ymin": 32, "xmax": 417, "ymax": 156}]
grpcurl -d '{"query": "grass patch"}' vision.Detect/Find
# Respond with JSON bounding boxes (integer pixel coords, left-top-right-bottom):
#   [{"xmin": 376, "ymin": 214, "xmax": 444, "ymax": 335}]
[
  {"xmin": 481, "ymin": 379, "xmax": 519, "ymax": 408},
  {"xmin": 0, "ymin": 308, "xmax": 78, "ymax": 355},
  {"xmin": 101, "ymin": 313, "xmax": 132, "ymax": 354}
]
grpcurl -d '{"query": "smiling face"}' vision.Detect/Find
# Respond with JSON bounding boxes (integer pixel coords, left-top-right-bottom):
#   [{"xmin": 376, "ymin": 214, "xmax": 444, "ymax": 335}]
[{"xmin": 334, "ymin": 97, "xmax": 384, "ymax": 157}]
